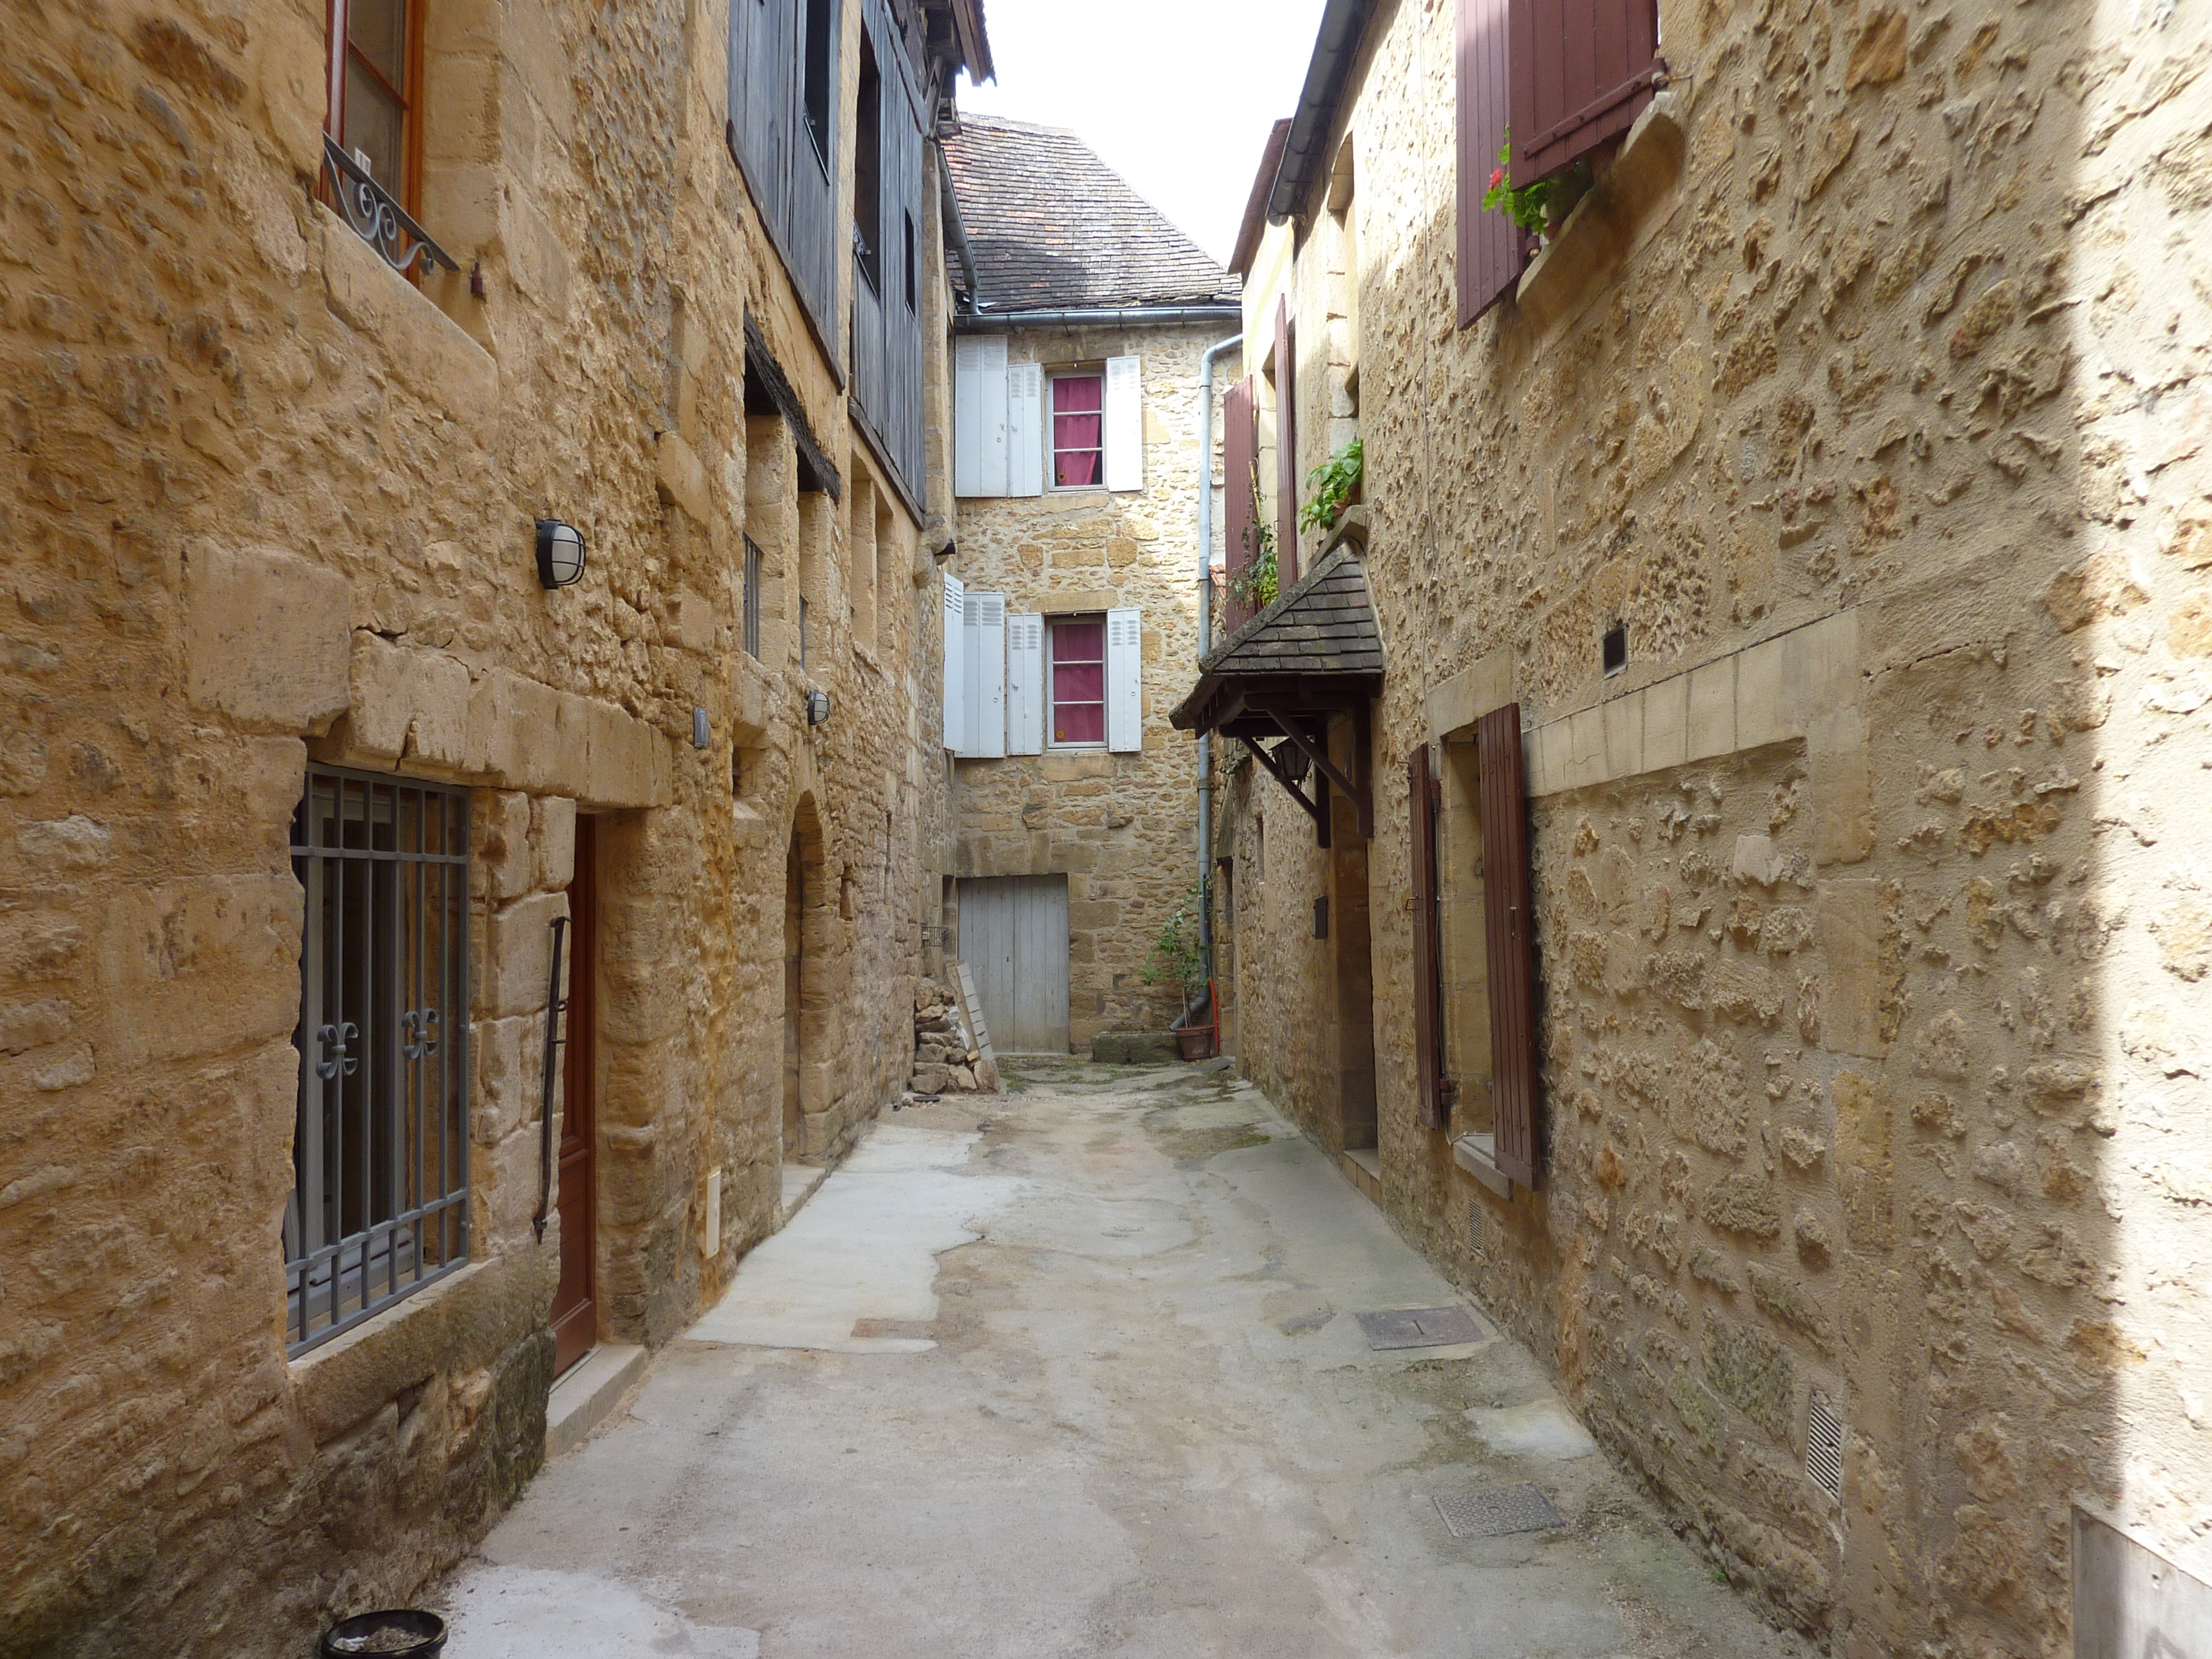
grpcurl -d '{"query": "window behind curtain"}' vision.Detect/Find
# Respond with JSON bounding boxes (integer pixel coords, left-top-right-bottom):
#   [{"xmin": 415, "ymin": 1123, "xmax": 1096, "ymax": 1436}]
[
  {"xmin": 1051, "ymin": 373, "xmax": 1105, "ymax": 488},
  {"xmin": 1049, "ymin": 618, "xmax": 1105, "ymax": 745},
  {"xmin": 854, "ymin": 32, "xmax": 883, "ymax": 292},
  {"xmin": 329, "ymin": 0, "xmax": 420, "ymax": 208}
]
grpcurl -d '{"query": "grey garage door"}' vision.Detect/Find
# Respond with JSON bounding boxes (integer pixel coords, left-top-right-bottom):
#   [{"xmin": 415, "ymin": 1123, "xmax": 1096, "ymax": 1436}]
[{"xmin": 960, "ymin": 876, "xmax": 1070, "ymax": 1054}]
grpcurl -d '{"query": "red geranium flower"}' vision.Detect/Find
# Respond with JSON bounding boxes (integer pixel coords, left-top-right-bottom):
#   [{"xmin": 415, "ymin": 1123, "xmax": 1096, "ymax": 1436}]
[{"xmin": 1489, "ymin": 166, "xmax": 1505, "ymax": 189}]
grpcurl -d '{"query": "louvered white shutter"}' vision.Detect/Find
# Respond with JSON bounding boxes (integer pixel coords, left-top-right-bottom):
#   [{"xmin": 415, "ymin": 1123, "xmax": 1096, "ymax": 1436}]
[
  {"xmin": 968, "ymin": 590, "xmax": 1007, "ymax": 758},
  {"xmin": 940, "ymin": 571, "xmax": 965, "ymax": 753},
  {"xmin": 1103, "ymin": 355, "xmax": 1144, "ymax": 493},
  {"xmin": 1007, "ymin": 363, "xmax": 1044, "ymax": 497},
  {"xmin": 1105, "ymin": 606, "xmax": 1142, "ymax": 752},
  {"xmin": 1006, "ymin": 612, "xmax": 1044, "ymax": 756},
  {"xmin": 954, "ymin": 336, "xmax": 1010, "ymax": 497}
]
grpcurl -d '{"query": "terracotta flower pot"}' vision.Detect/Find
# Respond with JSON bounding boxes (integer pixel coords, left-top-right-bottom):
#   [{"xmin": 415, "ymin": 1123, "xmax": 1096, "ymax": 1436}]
[{"xmin": 1176, "ymin": 1026, "xmax": 1214, "ymax": 1062}]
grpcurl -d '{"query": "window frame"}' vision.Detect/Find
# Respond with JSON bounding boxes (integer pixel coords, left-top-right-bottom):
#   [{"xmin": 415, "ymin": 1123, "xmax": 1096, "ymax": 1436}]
[
  {"xmin": 1047, "ymin": 369, "xmax": 1108, "ymax": 493},
  {"xmin": 1046, "ymin": 613, "xmax": 1109, "ymax": 750},
  {"xmin": 284, "ymin": 763, "xmax": 472, "ymax": 1356},
  {"xmin": 325, "ymin": 0, "xmax": 427, "ymax": 220}
]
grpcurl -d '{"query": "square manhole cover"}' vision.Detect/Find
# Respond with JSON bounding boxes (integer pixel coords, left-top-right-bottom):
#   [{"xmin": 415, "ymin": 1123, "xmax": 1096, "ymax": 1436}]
[
  {"xmin": 1355, "ymin": 1306, "xmax": 1487, "ymax": 1350},
  {"xmin": 1434, "ymin": 1483, "xmax": 1566, "ymax": 1540}
]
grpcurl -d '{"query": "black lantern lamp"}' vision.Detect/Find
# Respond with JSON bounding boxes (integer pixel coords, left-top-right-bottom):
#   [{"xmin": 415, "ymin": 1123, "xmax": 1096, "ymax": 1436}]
[
  {"xmin": 535, "ymin": 519, "xmax": 586, "ymax": 589},
  {"xmin": 805, "ymin": 688, "xmax": 831, "ymax": 726}
]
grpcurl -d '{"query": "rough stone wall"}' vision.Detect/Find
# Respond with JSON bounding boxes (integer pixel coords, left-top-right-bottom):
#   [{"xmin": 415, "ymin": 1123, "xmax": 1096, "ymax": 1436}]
[
  {"xmin": 1219, "ymin": 0, "xmax": 2212, "ymax": 1648},
  {"xmin": 950, "ymin": 323, "xmax": 1221, "ymax": 1047},
  {"xmin": 0, "ymin": 0, "xmax": 951, "ymax": 1651}
]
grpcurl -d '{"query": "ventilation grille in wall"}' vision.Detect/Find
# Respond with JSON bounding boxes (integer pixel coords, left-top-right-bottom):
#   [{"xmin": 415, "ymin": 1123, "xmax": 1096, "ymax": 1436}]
[{"xmin": 1806, "ymin": 1391, "xmax": 1845, "ymax": 1503}]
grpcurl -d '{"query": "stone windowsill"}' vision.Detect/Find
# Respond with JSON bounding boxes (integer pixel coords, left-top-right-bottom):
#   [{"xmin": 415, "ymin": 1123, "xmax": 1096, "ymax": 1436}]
[
  {"xmin": 1513, "ymin": 91, "xmax": 1687, "ymax": 340},
  {"xmin": 1453, "ymin": 1132, "xmax": 1514, "ymax": 1199}
]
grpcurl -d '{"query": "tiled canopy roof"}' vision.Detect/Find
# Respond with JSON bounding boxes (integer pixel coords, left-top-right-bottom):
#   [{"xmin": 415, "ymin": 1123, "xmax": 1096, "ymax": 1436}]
[
  {"xmin": 943, "ymin": 116, "xmax": 1239, "ymax": 312},
  {"xmin": 1171, "ymin": 547, "xmax": 1384, "ymax": 737}
]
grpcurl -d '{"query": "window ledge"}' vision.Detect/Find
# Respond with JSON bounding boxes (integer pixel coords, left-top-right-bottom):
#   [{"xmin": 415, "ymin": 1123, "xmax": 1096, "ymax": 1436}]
[
  {"xmin": 1513, "ymin": 90, "xmax": 1686, "ymax": 341},
  {"xmin": 1452, "ymin": 1131, "xmax": 1515, "ymax": 1199}
]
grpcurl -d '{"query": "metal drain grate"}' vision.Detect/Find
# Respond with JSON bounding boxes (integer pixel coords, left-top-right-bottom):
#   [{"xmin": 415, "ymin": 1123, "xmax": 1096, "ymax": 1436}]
[
  {"xmin": 1434, "ymin": 1483, "xmax": 1566, "ymax": 1539},
  {"xmin": 1355, "ymin": 1306, "xmax": 1488, "ymax": 1350},
  {"xmin": 1806, "ymin": 1391, "xmax": 1845, "ymax": 1503}
]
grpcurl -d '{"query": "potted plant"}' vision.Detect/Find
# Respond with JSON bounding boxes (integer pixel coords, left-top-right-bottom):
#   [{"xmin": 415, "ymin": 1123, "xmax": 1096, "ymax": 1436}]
[
  {"xmin": 1144, "ymin": 884, "xmax": 1213, "ymax": 1059},
  {"xmin": 1299, "ymin": 436, "xmax": 1364, "ymax": 538}
]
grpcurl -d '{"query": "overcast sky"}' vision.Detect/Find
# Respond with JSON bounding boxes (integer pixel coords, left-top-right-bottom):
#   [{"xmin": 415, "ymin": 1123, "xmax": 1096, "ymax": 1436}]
[{"xmin": 955, "ymin": 0, "xmax": 1330, "ymax": 267}]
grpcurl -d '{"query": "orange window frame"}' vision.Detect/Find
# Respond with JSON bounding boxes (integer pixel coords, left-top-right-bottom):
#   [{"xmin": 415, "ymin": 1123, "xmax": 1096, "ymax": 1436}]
[{"xmin": 324, "ymin": 0, "xmax": 427, "ymax": 220}]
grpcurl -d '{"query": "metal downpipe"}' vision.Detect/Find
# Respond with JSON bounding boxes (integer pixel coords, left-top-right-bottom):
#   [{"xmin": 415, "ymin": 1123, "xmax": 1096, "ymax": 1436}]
[{"xmin": 1196, "ymin": 332, "xmax": 1242, "ymax": 999}]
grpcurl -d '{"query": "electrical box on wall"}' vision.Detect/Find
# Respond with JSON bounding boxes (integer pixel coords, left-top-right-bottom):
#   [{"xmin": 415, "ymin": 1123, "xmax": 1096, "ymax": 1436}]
[{"xmin": 702, "ymin": 1168, "xmax": 722, "ymax": 1261}]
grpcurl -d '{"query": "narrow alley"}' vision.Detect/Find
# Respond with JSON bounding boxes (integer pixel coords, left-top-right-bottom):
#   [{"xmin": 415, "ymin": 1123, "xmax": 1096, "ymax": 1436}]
[{"xmin": 434, "ymin": 1064, "xmax": 1795, "ymax": 1659}]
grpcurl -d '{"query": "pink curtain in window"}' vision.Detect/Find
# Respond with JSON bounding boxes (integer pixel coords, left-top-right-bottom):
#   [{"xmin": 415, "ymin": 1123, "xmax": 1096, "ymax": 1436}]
[
  {"xmin": 1050, "ymin": 620, "xmax": 1105, "ymax": 743},
  {"xmin": 1053, "ymin": 375, "xmax": 1103, "ymax": 487}
]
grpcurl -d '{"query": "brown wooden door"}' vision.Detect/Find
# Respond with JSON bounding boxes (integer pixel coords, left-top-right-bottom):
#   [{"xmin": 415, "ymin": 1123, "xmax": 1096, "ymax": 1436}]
[{"xmin": 551, "ymin": 814, "xmax": 598, "ymax": 1375}]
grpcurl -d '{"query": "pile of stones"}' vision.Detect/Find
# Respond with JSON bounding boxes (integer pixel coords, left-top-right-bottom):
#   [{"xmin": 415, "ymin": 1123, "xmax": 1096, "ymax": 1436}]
[{"xmin": 909, "ymin": 980, "xmax": 999, "ymax": 1095}]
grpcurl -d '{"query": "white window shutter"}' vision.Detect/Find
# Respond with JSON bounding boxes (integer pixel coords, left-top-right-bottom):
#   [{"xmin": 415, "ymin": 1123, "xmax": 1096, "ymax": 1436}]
[
  {"xmin": 940, "ymin": 572, "xmax": 965, "ymax": 753},
  {"xmin": 1103, "ymin": 355, "xmax": 1144, "ymax": 493},
  {"xmin": 968, "ymin": 591, "xmax": 1007, "ymax": 758},
  {"xmin": 1007, "ymin": 363, "xmax": 1044, "ymax": 497},
  {"xmin": 954, "ymin": 336, "xmax": 1010, "ymax": 497},
  {"xmin": 1006, "ymin": 613, "xmax": 1044, "ymax": 756},
  {"xmin": 1105, "ymin": 606, "xmax": 1143, "ymax": 752}
]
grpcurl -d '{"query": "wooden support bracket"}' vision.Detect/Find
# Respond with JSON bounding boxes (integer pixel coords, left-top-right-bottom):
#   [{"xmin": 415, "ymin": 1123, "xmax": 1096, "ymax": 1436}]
[
  {"xmin": 1262, "ymin": 706, "xmax": 1372, "ymax": 840},
  {"xmin": 1241, "ymin": 736, "xmax": 1330, "ymax": 847}
]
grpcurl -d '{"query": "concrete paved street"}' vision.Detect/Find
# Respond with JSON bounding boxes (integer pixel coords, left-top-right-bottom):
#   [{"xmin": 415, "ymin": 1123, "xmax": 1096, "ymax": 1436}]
[{"xmin": 435, "ymin": 1062, "xmax": 1801, "ymax": 1659}]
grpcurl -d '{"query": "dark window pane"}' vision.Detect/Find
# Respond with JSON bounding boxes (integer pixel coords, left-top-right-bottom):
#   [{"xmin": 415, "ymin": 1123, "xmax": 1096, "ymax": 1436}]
[
  {"xmin": 349, "ymin": 0, "xmax": 407, "ymax": 88},
  {"xmin": 343, "ymin": 59, "xmax": 404, "ymax": 188}
]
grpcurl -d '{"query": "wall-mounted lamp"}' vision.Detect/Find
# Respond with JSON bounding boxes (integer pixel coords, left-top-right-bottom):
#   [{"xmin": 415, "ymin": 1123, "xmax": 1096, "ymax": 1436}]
[
  {"xmin": 691, "ymin": 707, "xmax": 710, "ymax": 750},
  {"xmin": 805, "ymin": 688, "xmax": 831, "ymax": 726},
  {"xmin": 535, "ymin": 519, "xmax": 587, "ymax": 589}
]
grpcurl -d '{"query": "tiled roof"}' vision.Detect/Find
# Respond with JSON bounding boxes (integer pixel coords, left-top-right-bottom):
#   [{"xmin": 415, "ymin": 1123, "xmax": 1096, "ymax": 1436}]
[{"xmin": 943, "ymin": 116, "xmax": 1239, "ymax": 312}]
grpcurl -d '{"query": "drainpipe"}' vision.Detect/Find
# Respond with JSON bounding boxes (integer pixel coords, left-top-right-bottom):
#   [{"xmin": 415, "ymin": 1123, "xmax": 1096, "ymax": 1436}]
[
  {"xmin": 955, "ymin": 304, "xmax": 1244, "ymax": 333},
  {"xmin": 936, "ymin": 139, "xmax": 980, "ymax": 313},
  {"xmin": 1196, "ymin": 332, "xmax": 1242, "ymax": 989}
]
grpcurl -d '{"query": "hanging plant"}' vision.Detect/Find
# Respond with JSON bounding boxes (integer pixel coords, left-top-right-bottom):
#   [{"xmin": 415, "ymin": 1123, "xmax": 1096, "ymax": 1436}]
[
  {"xmin": 1298, "ymin": 436, "xmax": 1364, "ymax": 535},
  {"xmin": 1481, "ymin": 130, "xmax": 1555, "ymax": 233}
]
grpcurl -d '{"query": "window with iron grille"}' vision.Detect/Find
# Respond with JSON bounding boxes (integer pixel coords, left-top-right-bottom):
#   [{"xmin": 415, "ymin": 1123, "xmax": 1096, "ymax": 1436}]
[
  {"xmin": 284, "ymin": 766, "xmax": 472, "ymax": 1354},
  {"xmin": 743, "ymin": 534, "xmax": 764, "ymax": 659}
]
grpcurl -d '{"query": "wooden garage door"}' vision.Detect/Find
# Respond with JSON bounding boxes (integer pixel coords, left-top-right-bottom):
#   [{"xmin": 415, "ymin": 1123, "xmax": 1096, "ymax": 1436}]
[{"xmin": 961, "ymin": 876, "xmax": 1070, "ymax": 1054}]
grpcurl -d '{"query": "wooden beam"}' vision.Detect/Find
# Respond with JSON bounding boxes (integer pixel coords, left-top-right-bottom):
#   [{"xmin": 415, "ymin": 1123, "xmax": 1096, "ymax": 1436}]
[
  {"xmin": 1262, "ymin": 708, "xmax": 1370, "ymax": 840},
  {"xmin": 1240, "ymin": 737, "xmax": 1329, "ymax": 843}
]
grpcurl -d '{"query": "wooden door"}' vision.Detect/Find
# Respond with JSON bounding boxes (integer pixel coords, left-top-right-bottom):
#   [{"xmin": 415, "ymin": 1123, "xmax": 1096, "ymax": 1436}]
[
  {"xmin": 783, "ymin": 832, "xmax": 803, "ymax": 1157},
  {"xmin": 550, "ymin": 815, "xmax": 598, "ymax": 1375},
  {"xmin": 960, "ymin": 875, "xmax": 1069, "ymax": 1053}
]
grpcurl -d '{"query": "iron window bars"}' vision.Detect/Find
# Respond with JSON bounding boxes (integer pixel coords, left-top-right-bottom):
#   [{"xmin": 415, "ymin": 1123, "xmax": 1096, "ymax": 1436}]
[
  {"xmin": 743, "ymin": 534, "xmax": 764, "ymax": 660},
  {"xmin": 284, "ymin": 766, "xmax": 471, "ymax": 1354},
  {"xmin": 322, "ymin": 133, "xmax": 458, "ymax": 278}
]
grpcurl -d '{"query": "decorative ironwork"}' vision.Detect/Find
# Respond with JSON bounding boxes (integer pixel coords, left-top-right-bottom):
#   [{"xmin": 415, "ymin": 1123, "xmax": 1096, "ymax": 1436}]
[{"xmin": 321, "ymin": 134, "xmax": 458, "ymax": 277}]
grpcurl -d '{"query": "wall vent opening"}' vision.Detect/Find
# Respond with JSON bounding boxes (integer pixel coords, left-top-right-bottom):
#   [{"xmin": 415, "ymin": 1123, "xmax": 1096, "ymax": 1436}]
[
  {"xmin": 1602, "ymin": 623, "xmax": 1628, "ymax": 677},
  {"xmin": 1807, "ymin": 1391, "xmax": 1845, "ymax": 1503}
]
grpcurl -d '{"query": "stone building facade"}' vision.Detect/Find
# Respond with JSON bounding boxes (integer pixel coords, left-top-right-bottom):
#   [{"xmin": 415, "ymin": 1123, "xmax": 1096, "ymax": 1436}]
[
  {"xmin": 0, "ymin": 0, "xmax": 986, "ymax": 1652},
  {"xmin": 1199, "ymin": 0, "xmax": 2212, "ymax": 1651},
  {"xmin": 939, "ymin": 118, "xmax": 1239, "ymax": 1053}
]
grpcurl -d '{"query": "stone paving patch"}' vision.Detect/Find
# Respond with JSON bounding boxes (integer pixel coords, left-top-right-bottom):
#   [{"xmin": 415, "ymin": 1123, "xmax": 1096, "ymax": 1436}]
[{"xmin": 1355, "ymin": 1306, "xmax": 1489, "ymax": 1349}]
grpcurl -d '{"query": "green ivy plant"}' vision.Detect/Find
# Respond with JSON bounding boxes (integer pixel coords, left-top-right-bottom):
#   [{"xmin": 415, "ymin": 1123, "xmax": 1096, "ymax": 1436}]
[
  {"xmin": 1480, "ymin": 130, "xmax": 1555, "ymax": 233},
  {"xmin": 1227, "ymin": 457, "xmax": 1279, "ymax": 608},
  {"xmin": 1298, "ymin": 436, "xmax": 1364, "ymax": 535}
]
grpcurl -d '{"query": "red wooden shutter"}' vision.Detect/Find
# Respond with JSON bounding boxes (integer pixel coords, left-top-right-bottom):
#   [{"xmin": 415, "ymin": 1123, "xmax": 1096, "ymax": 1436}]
[
  {"xmin": 1510, "ymin": 0, "xmax": 1661, "ymax": 182},
  {"xmin": 1457, "ymin": 0, "xmax": 1522, "ymax": 325},
  {"xmin": 1273, "ymin": 297, "xmax": 1298, "ymax": 589},
  {"xmin": 1409, "ymin": 746, "xmax": 1446, "ymax": 1131},
  {"xmin": 1223, "ymin": 375, "xmax": 1258, "ymax": 633},
  {"xmin": 1476, "ymin": 704, "xmax": 1538, "ymax": 1187}
]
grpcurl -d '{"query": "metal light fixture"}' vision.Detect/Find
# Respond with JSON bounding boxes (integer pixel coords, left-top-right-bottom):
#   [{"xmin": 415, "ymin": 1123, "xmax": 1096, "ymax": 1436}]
[
  {"xmin": 805, "ymin": 688, "xmax": 831, "ymax": 726},
  {"xmin": 535, "ymin": 519, "xmax": 586, "ymax": 589},
  {"xmin": 691, "ymin": 707, "xmax": 710, "ymax": 750}
]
